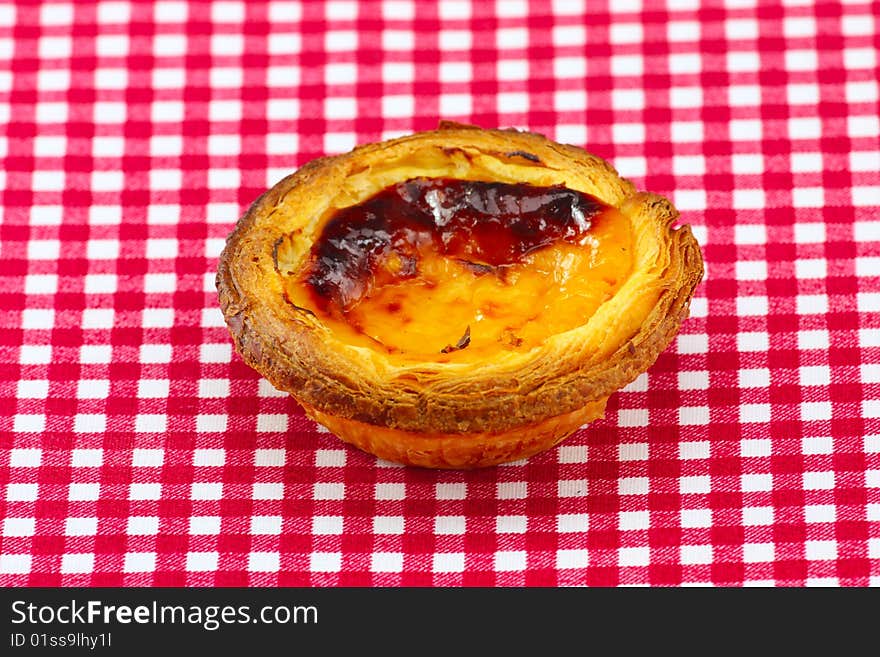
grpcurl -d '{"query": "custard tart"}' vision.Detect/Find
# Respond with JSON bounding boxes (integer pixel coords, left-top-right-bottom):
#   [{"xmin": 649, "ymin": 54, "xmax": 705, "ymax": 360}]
[{"xmin": 217, "ymin": 122, "xmax": 704, "ymax": 468}]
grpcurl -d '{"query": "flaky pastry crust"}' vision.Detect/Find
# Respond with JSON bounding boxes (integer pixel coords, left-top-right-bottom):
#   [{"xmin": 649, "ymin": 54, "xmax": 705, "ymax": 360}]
[{"xmin": 217, "ymin": 123, "xmax": 704, "ymax": 468}]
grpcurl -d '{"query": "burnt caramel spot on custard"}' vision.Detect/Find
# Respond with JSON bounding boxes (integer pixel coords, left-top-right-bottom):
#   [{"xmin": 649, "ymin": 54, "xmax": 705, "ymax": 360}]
[
  {"xmin": 307, "ymin": 178, "xmax": 606, "ymax": 312},
  {"xmin": 441, "ymin": 325, "xmax": 471, "ymax": 354},
  {"xmin": 294, "ymin": 177, "xmax": 633, "ymax": 359}
]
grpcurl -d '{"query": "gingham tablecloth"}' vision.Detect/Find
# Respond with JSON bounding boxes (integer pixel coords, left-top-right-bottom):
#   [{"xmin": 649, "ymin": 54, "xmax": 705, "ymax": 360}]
[{"xmin": 1, "ymin": 0, "xmax": 878, "ymax": 587}]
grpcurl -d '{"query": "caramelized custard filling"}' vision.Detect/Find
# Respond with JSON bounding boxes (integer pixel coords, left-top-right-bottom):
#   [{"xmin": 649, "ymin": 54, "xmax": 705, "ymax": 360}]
[{"xmin": 291, "ymin": 178, "xmax": 633, "ymax": 362}]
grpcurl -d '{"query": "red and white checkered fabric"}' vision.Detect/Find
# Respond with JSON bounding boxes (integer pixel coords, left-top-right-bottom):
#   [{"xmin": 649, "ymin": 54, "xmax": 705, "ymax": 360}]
[{"xmin": 1, "ymin": 0, "xmax": 878, "ymax": 587}]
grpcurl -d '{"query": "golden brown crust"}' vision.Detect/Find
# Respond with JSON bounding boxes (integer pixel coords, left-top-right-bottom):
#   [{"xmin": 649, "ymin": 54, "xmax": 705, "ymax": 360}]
[
  {"xmin": 217, "ymin": 124, "xmax": 704, "ymax": 466},
  {"xmin": 303, "ymin": 397, "xmax": 610, "ymax": 469}
]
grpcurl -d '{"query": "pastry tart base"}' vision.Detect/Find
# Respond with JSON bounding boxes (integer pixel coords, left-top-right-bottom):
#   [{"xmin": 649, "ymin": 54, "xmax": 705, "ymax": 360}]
[
  {"xmin": 304, "ymin": 397, "xmax": 609, "ymax": 469},
  {"xmin": 217, "ymin": 122, "xmax": 704, "ymax": 469}
]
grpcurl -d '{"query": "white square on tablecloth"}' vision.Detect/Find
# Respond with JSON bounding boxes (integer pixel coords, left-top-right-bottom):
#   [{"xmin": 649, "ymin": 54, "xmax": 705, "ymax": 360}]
[
  {"xmin": 736, "ymin": 261, "xmax": 767, "ymax": 281},
  {"xmin": 6, "ymin": 484, "xmax": 39, "ymax": 502},
  {"xmin": 742, "ymin": 506, "xmax": 774, "ymax": 526},
  {"xmin": 673, "ymin": 155, "xmax": 705, "ymax": 176},
  {"xmin": 800, "ymin": 401, "xmax": 832, "ymax": 421},
  {"xmin": 82, "ymin": 309, "xmax": 115, "ymax": 330},
  {"xmin": 732, "ymin": 154, "xmax": 764, "ymax": 175},
  {"xmin": 435, "ymin": 483, "xmax": 465, "ymax": 500},
  {"xmin": 681, "ymin": 545, "xmax": 713, "ymax": 565},
  {"xmin": 558, "ymin": 480, "xmax": 588, "ymax": 497},
  {"xmin": 310, "ymin": 552, "xmax": 341, "ymax": 573},
  {"xmin": 805, "ymin": 505, "xmax": 836, "ymax": 524},
  {"xmin": 371, "ymin": 552, "xmax": 403, "ymax": 573},
  {"xmin": 248, "ymin": 552, "xmax": 281, "ymax": 572},
  {"xmin": 496, "ymin": 516, "xmax": 527, "ymax": 534},
  {"xmin": 784, "ymin": 16, "xmax": 816, "ymax": 37},
  {"xmin": 805, "ymin": 540, "xmax": 838, "ymax": 561},
  {"xmin": 0, "ymin": 555, "xmax": 31, "ymax": 575},
  {"xmin": 3, "ymin": 518, "xmax": 36, "ymax": 537},
  {"xmin": 619, "ymin": 443, "xmax": 649, "ymax": 461},
  {"xmin": 135, "ymin": 415, "xmax": 167, "ymax": 433},
  {"xmin": 497, "ymin": 481, "xmax": 527, "ymax": 499},
  {"xmin": 252, "ymin": 483, "xmax": 284, "ymax": 500},
  {"xmin": 186, "ymin": 552, "xmax": 219, "ymax": 572},
  {"xmin": 680, "ymin": 406, "xmax": 711, "ymax": 425},
  {"xmin": 618, "ymin": 408, "xmax": 649, "ymax": 427},
  {"xmin": 127, "ymin": 517, "xmax": 159, "ymax": 535},
  {"xmin": 29, "ymin": 206, "xmax": 63, "ymax": 226},
  {"xmin": 250, "ymin": 516, "xmax": 282, "ymax": 535},
  {"xmin": 440, "ymin": 94, "xmax": 472, "ymax": 117},
  {"xmin": 494, "ymin": 551, "xmax": 526, "ymax": 572},
  {"xmin": 804, "ymin": 471, "xmax": 835, "ymax": 490},
  {"xmin": 619, "ymin": 477, "xmax": 649, "ymax": 495},
  {"xmin": 799, "ymin": 365, "xmax": 831, "ymax": 387},
  {"xmin": 32, "ymin": 170, "xmax": 65, "ymax": 191},
  {"xmin": 124, "ymin": 553, "xmax": 156, "ymax": 573},
  {"xmin": 619, "ymin": 511, "xmax": 649, "ymax": 531},
  {"xmin": 68, "ymin": 483, "xmax": 100, "ymax": 501},
  {"xmin": 37, "ymin": 102, "xmax": 68, "ymax": 123},
  {"xmin": 681, "ymin": 509, "xmax": 712, "ymax": 528},
  {"xmin": 21, "ymin": 346, "xmax": 52, "ymax": 365},
  {"xmin": 40, "ymin": 3, "xmax": 71, "ymax": 25},
  {"xmin": 61, "ymin": 553, "xmax": 94, "ymax": 574},
  {"xmin": 253, "ymin": 449, "xmax": 285, "ymax": 467},
  {"xmin": 84, "ymin": 274, "xmax": 117, "ymax": 295},
  {"xmin": 861, "ymin": 365, "xmax": 880, "ymax": 383},
  {"xmin": 10, "ymin": 448, "xmax": 42, "ymax": 466},
  {"xmin": 129, "ymin": 483, "xmax": 162, "ymax": 501},
  {"xmin": 72, "ymin": 449, "xmax": 103, "ymax": 467},
  {"xmin": 847, "ymin": 81, "xmax": 879, "ymax": 104},
  {"xmin": 432, "ymin": 553, "xmax": 464, "ymax": 573},
  {"xmin": 841, "ymin": 15, "xmax": 875, "ymax": 36},
  {"xmin": 315, "ymin": 449, "xmax": 346, "ymax": 467},
  {"xmin": 674, "ymin": 189, "xmax": 706, "ymax": 211},
  {"xmin": 434, "ymin": 516, "xmax": 466, "ymax": 535},
  {"xmin": 312, "ymin": 516, "xmax": 343, "ymax": 535},
  {"xmin": 679, "ymin": 441, "xmax": 711, "ymax": 460},
  {"xmin": 741, "ymin": 473, "xmax": 773, "ymax": 492},
  {"xmin": 740, "ymin": 404, "xmax": 771, "ymax": 424},
  {"xmin": 65, "ymin": 517, "xmax": 98, "ymax": 536},
  {"xmin": 802, "ymin": 436, "xmax": 834, "ymax": 455},
  {"xmin": 381, "ymin": 1, "xmax": 414, "ymax": 20},
  {"xmin": 28, "ymin": 240, "xmax": 61, "ymax": 260},
  {"xmin": 680, "ymin": 476, "xmax": 711, "ymax": 495},
  {"xmin": 798, "ymin": 329, "xmax": 830, "ymax": 351},
  {"xmin": 557, "ymin": 549, "xmax": 589, "ymax": 569},
  {"xmin": 86, "ymin": 236, "xmax": 120, "ymax": 259},
  {"xmin": 314, "ymin": 482, "xmax": 345, "ymax": 500},
  {"xmin": 192, "ymin": 449, "xmax": 224, "ymax": 467},
  {"xmin": 196, "ymin": 414, "xmax": 227, "ymax": 433},
  {"xmin": 619, "ymin": 547, "xmax": 649, "ymax": 567},
  {"xmin": 672, "ymin": 50, "xmax": 706, "ymax": 73},
  {"xmin": 256, "ymin": 414, "xmax": 288, "ymax": 433},
  {"xmin": 191, "ymin": 483, "xmax": 223, "ymax": 501},
  {"xmin": 557, "ymin": 514, "xmax": 589, "ymax": 533},
  {"xmin": 743, "ymin": 543, "xmax": 775, "ymax": 563},
  {"xmin": 22, "ymin": 309, "xmax": 54, "ymax": 331},
  {"xmin": 150, "ymin": 103, "xmax": 184, "ymax": 131},
  {"xmin": 553, "ymin": 24, "xmax": 585, "ymax": 45},
  {"xmin": 557, "ymin": 445, "xmax": 587, "ymax": 463},
  {"xmin": 440, "ymin": 30, "xmax": 470, "ymax": 50},
  {"xmin": 373, "ymin": 516, "xmax": 405, "ymax": 535},
  {"xmin": 741, "ymin": 439, "xmax": 772, "ymax": 458},
  {"xmin": 189, "ymin": 517, "xmax": 221, "ymax": 535}
]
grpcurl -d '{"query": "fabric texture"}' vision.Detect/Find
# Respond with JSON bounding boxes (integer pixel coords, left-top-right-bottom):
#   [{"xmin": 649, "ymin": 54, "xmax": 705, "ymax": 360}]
[{"xmin": 1, "ymin": 0, "xmax": 878, "ymax": 586}]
